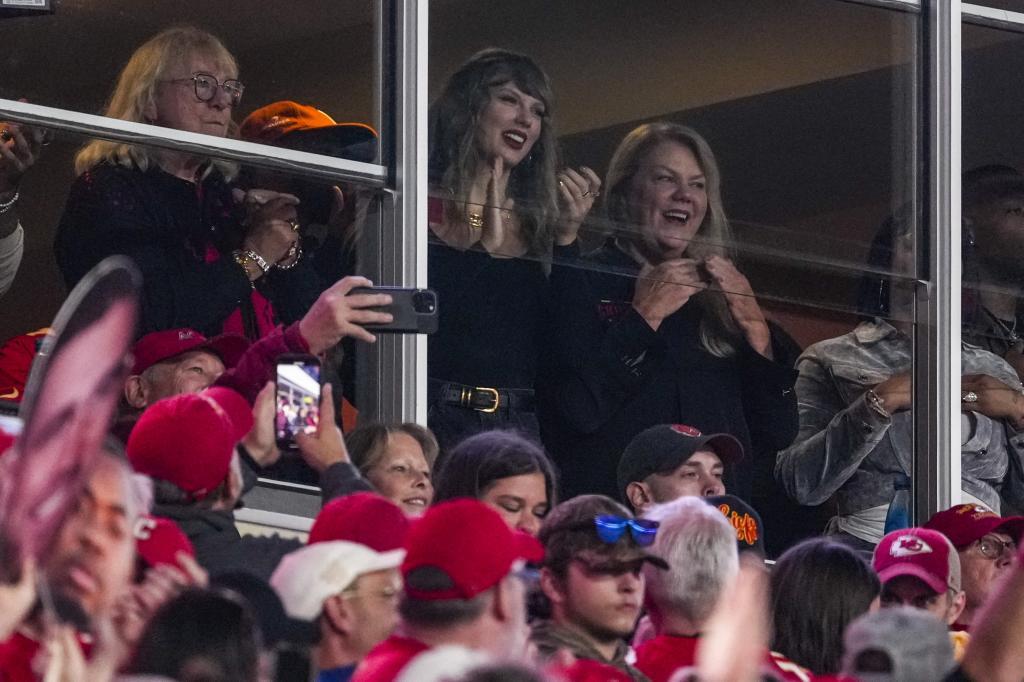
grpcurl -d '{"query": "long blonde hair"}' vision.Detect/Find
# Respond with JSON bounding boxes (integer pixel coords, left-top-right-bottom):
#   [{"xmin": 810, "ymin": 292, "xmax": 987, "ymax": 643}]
[
  {"xmin": 75, "ymin": 26, "xmax": 238, "ymax": 177},
  {"xmin": 604, "ymin": 122, "xmax": 742, "ymax": 357}
]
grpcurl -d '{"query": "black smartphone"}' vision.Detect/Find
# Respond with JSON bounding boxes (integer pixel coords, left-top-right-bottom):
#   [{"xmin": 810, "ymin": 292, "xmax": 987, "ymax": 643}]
[
  {"xmin": 275, "ymin": 353, "xmax": 322, "ymax": 450},
  {"xmin": 350, "ymin": 286, "xmax": 439, "ymax": 334}
]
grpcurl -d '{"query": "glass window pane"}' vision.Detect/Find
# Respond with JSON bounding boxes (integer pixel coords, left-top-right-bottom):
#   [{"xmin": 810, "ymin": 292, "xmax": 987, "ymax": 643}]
[
  {"xmin": 428, "ymin": 0, "xmax": 920, "ymax": 555},
  {"xmin": 0, "ymin": 121, "xmax": 385, "ymax": 497},
  {"xmin": 0, "ymin": 1, "xmax": 379, "ymax": 162},
  {"xmin": 960, "ymin": 22, "xmax": 1024, "ymax": 518}
]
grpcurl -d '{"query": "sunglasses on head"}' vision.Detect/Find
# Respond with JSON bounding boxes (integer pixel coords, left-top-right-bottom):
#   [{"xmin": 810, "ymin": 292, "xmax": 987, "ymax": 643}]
[{"xmin": 593, "ymin": 515, "xmax": 659, "ymax": 547}]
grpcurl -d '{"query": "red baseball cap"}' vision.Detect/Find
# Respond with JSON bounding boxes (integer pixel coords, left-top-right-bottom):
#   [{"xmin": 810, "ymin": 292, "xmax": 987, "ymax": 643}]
[
  {"xmin": 925, "ymin": 503, "xmax": 1024, "ymax": 548},
  {"xmin": 240, "ymin": 101, "xmax": 378, "ymax": 163},
  {"xmin": 126, "ymin": 387, "xmax": 253, "ymax": 499},
  {"xmin": 402, "ymin": 498, "xmax": 544, "ymax": 601},
  {"xmin": 873, "ymin": 527, "xmax": 962, "ymax": 594},
  {"xmin": 308, "ymin": 492, "xmax": 411, "ymax": 552},
  {"xmin": 131, "ymin": 328, "xmax": 249, "ymax": 376},
  {"xmin": 134, "ymin": 515, "xmax": 195, "ymax": 569}
]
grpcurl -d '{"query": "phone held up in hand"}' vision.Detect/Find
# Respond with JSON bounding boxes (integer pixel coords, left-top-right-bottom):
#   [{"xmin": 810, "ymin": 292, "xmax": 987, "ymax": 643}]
[
  {"xmin": 350, "ymin": 286, "xmax": 439, "ymax": 334},
  {"xmin": 275, "ymin": 353, "xmax": 322, "ymax": 450}
]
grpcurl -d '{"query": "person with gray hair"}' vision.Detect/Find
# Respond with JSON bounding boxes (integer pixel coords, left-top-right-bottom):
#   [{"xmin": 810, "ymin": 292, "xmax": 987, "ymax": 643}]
[
  {"xmin": 634, "ymin": 496, "xmax": 738, "ymax": 681},
  {"xmin": 841, "ymin": 606, "xmax": 956, "ymax": 681}
]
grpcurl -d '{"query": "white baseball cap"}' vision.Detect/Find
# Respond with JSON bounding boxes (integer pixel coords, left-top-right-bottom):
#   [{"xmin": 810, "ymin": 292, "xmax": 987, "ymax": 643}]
[{"xmin": 271, "ymin": 541, "xmax": 405, "ymax": 621}]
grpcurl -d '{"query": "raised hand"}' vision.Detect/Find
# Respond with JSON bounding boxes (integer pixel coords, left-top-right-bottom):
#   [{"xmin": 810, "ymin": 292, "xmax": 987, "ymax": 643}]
[
  {"xmin": 632, "ymin": 258, "xmax": 707, "ymax": 331},
  {"xmin": 295, "ymin": 383, "xmax": 350, "ymax": 474},
  {"xmin": 0, "ymin": 118, "xmax": 46, "ymax": 198},
  {"xmin": 298, "ymin": 275, "xmax": 394, "ymax": 349},
  {"xmin": 555, "ymin": 165, "xmax": 601, "ymax": 246},
  {"xmin": 962, "ymin": 373, "xmax": 1024, "ymax": 431},
  {"xmin": 234, "ymin": 189, "xmax": 301, "ymax": 267},
  {"xmin": 703, "ymin": 255, "xmax": 772, "ymax": 357}
]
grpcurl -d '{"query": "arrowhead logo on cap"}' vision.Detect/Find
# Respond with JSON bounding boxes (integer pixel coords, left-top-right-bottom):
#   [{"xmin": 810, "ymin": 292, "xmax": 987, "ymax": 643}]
[
  {"xmin": 670, "ymin": 424, "xmax": 702, "ymax": 437},
  {"xmin": 891, "ymin": 536, "xmax": 933, "ymax": 557}
]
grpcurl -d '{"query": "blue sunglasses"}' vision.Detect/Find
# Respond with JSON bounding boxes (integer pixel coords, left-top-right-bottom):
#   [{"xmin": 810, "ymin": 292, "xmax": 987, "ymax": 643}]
[{"xmin": 593, "ymin": 515, "xmax": 660, "ymax": 547}]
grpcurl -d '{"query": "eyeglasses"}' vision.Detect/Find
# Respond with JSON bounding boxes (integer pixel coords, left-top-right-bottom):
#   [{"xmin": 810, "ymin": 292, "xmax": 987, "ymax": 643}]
[
  {"xmin": 976, "ymin": 535, "xmax": 1016, "ymax": 560},
  {"xmin": 340, "ymin": 584, "xmax": 401, "ymax": 602},
  {"xmin": 163, "ymin": 72, "xmax": 245, "ymax": 107},
  {"xmin": 594, "ymin": 515, "xmax": 659, "ymax": 547}
]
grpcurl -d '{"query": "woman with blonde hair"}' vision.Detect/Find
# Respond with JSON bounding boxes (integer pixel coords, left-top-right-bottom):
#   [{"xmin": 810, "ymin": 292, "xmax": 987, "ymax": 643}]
[
  {"xmin": 541, "ymin": 122, "xmax": 799, "ymax": 499},
  {"xmin": 426, "ymin": 48, "xmax": 599, "ymax": 449},
  {"xmin": 55, "ymin": 26, "xmax": 325, "ymax": 340}
]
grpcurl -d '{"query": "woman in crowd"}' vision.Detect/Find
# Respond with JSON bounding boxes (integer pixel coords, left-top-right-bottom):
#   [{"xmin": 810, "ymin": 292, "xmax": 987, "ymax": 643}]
[
  {"xmin": 776, "ymin": 212, "xmax": 1024, "ymax": 548},
  {"xmin": 55, "ymin": 26, "xmax": 321, "ymax": 340},
  {"xmin": 346, "ymin": 422, "xmax": 438, "ymax": 516},
  {"xmin": 541, "ymin": 122, "xmax": 799, "ymax": 499},
  {"xmin": 432, "ymin": 429, "xmax": 557, "ymax": 537},
  {"xmin": 426, "ymin": 48, "xmax": 599, "ymax": 450},
  {"xmin": 770, "ymin": 538, "xmax": 880, "ymax": 676}
]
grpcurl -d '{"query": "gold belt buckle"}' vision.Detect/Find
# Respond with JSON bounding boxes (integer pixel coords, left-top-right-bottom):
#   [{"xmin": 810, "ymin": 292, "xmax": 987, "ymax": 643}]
[{"xmin": 474, "ymin": 387, "xmax": 500, "ymax": 413}]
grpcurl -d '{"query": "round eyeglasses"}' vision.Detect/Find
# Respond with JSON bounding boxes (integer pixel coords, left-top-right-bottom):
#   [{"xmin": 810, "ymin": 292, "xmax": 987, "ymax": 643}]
[
  {"xmin": 976, "ymin": 535, "xmax": 1016, "ymax": 561},
  {"xmin": 163, "ymin": 73, "xmax": 245, "ymax": 107}
]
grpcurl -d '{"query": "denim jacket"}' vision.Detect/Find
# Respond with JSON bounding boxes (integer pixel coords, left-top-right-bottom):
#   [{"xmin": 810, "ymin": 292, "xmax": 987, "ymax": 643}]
[{"xmin": 775, "ymin": 319, "xmax": 1024, "ymax": 528}]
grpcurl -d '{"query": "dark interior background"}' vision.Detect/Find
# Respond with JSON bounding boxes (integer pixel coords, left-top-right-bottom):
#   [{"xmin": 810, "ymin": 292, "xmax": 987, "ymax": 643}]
[{"xmin": 0, "ymin": 0, "xmax": 1021, "ymax": 350}]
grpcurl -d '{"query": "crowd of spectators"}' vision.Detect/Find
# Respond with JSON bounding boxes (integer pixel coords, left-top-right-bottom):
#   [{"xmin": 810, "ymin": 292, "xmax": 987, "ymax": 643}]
[{"xmin": 1, "ymin": 23, "xmax": 1024, "ymax": 682}]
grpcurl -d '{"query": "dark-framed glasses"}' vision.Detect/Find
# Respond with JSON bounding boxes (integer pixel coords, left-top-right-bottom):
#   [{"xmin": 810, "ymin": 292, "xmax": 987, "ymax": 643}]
[
  {"xmin": 165, "ymin": 72, "xmax": 245, "ymax": 106},
  {"xmin": 976, "ymin": 535, "xmax": 1016, "ymax": 560}
]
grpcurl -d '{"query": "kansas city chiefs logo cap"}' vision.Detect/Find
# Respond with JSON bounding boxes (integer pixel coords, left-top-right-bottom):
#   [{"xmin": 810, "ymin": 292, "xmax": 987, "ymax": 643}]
[
  {"xmin": 891, "ymin": 535, "xmax": 934, "ymax": 557},
  {"xmin": 670, "ymin": 424, "xmax": 702, "ymax": 437}
]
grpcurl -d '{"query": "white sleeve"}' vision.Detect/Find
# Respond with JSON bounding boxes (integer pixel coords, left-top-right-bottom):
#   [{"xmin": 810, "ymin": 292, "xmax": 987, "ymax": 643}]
[{"xmin": 0, "ymin": 223, "xmax": 24, "ymax": 298}]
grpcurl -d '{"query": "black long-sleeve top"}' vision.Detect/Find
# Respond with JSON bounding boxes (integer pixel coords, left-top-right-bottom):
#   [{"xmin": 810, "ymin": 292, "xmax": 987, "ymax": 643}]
[
  {"xmin": 539, "ymin": 239, "xmax": 799, "ymax": 500},
  {"xmin": 54, "ymin": 162, "xmax": 321, "ymax": 339}
]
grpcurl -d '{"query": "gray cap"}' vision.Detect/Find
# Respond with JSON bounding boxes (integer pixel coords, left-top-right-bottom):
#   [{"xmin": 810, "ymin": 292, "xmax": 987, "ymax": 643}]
[{"xmin": 841, "ymin": 606, "xmax": 955, "ymax": 682}]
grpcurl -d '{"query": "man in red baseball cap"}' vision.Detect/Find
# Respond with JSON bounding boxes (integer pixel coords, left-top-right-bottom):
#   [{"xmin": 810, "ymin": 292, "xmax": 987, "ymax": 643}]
[
  {"xmin": 873, "ymin": 527, "xmax": 969, "ymax": 659},
  {"xmin": 123, "ymin": 328, "xmax": 249, "ymax": 410},
  {"xmin": 925, "ymin": 503, "xmax": 1024, "ymax": 630},
  {"xmin": 352, "ymin": 499, "xmax": 542, "ymax": 681},
  {"xmin": 128, "ymin": 386, "xmax": 294, "ymax": 579}
]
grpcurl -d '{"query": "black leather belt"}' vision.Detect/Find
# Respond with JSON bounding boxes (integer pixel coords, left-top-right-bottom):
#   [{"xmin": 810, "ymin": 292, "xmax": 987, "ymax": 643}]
[{"xmin": 435, "ymin": 382, "xmax": 536, "ymax": 413}]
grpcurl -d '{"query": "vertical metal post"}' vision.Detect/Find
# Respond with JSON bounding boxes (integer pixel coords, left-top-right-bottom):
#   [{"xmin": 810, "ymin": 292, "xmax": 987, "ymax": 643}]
[
  {"xmin": 914, "ymin": 0, "xmax": 961, "ymax": 523},
  {"xmin": 373, "ymin": 0, "xmax": 428, "ymax": 424}
]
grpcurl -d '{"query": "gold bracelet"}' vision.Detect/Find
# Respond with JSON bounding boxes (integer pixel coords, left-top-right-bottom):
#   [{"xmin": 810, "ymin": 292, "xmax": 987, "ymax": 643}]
[{"xmin": 467, "ymin": 212, "xmax": 484, "ymax": 230}]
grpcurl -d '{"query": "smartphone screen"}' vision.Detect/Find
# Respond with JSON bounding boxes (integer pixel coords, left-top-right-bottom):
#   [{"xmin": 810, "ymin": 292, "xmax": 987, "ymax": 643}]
[{"xmin": 275, "ymin": 355, "xmax": 321, "ymax": 448}]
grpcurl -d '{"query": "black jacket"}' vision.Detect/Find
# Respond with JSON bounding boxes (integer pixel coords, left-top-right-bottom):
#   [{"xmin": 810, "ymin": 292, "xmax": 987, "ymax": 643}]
[
  {"xmin": 154, "ymin": 460, "xmax": 373, "ymax": 581},
  {"xmin": 539, "ymin": 240, "xmax": 799, "ymax": 500},
  {"xmin": 54, "ymin": 162, "xmax": 321, "ymax": 339}
]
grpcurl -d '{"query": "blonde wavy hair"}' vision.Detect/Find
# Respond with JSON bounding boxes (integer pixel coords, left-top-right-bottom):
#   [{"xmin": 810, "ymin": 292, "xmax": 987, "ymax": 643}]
[
  {"xmin": 604, "ymin": 122, "xmax": 742, "ymax": 357},
  {"xmin": 75, "ymin": 26, "xmax": 238, "ymax": 177}
]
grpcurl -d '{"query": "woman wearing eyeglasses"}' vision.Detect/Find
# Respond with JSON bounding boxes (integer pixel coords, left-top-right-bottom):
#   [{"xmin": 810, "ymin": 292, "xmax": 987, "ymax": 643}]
[{"xmin": 54, "ymin": 26, "xmax": 321, "ymax": 340}]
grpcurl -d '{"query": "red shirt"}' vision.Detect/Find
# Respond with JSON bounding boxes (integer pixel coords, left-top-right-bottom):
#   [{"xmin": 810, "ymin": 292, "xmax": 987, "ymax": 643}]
[
  {"xmin": 634, "ymin": 634, "xmax": 821, "ymax": 682},
  {"xmin": 635, "ymin": 633, "xmax": 700, "ymax": 681},
  {"xmin": 0, "ymin": 633, "xmax": 40, "ymax": 682},
  {"xmin": 351, "ymin": 634, "xmax": 430, "ymax": 682}
]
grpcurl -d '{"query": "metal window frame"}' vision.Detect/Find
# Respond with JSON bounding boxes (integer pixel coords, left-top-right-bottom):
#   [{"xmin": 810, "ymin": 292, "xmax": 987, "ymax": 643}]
[
  {"xmin": 914, "ymin": 0, "xmax": 962, "ymax": 524},
  {"xmin": 0, "ymin": 99, "xmax": 388, "ymax": 187}
]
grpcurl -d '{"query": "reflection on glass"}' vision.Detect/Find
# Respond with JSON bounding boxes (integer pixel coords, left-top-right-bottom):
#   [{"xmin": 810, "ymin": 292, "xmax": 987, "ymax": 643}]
[{"xmin": 429, "ymin": 0, "xmax": 920, "ymax": 556}]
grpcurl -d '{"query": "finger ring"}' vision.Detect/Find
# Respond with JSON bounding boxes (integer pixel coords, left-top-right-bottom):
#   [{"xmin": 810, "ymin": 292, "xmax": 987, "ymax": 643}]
[
  {"xmin": 288, "ymin": 219, "xmax": 300, "ymax": 232},
  {"xmin": 962, "ymin": 391, "xmax": 979, "ymax": 403},
  {"xmin": 582, "ymin": 190, "xmax": 591, "ymax": 198}
]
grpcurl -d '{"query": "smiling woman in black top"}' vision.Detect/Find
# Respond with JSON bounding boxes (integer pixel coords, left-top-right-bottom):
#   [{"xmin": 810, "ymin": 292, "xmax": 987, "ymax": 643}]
[
  {"xmin": 426, "ymin": 48, "xmax": 599, "ymax": 450},
  {"xmin": 540, "ymin": 122, "xmax": 799, "ymax": 499}
]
